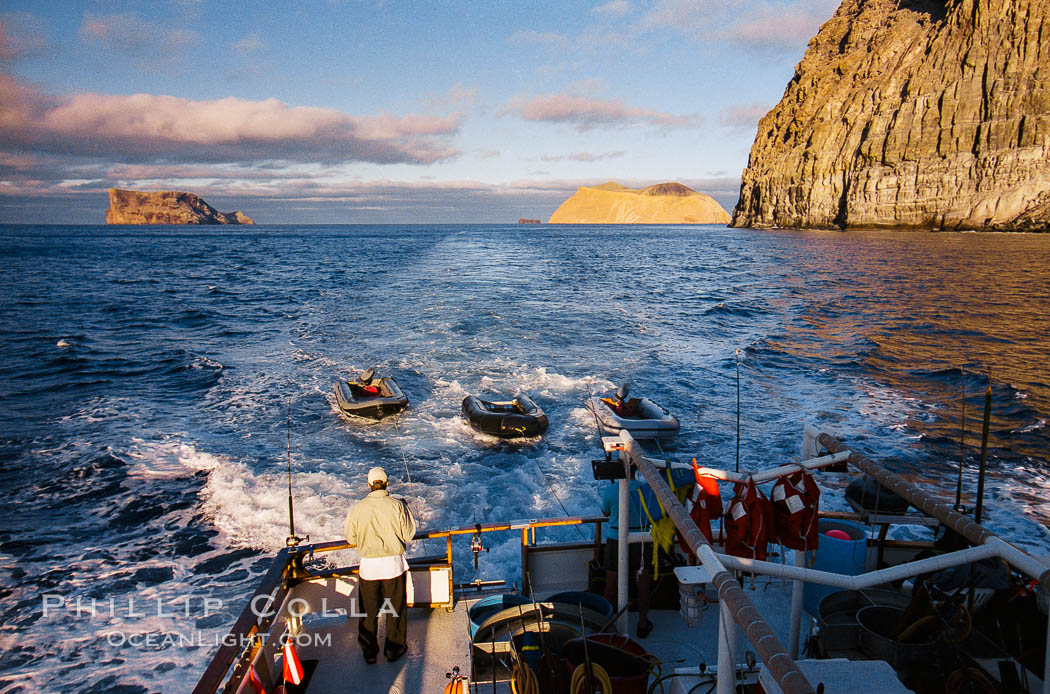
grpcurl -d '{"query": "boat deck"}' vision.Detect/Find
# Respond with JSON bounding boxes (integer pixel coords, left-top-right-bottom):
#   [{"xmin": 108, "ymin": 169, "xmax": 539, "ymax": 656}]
[
  {"xmin": 289, "ymin": 575, "xmax": 802, "ymax": 694},
  {"xmin": 294, "ymin": 601, "xmax": 472, "ymax": 694}
]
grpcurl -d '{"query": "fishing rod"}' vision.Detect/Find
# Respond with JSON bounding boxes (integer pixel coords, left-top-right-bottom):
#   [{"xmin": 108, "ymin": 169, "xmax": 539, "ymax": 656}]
[
  {"xmin": 736, "ymin": 349, "xmax": 741, "ymax": 474},
  {"xmin": 285, "ymin": 402, "xmax": 308, "ymax": 547},
  {"xmin": 975, "ymin": 371, "xmax": 993, "ymax": 524},
  {"xmin": 954, "ymin": 367, "xmax": 967, "ymax": 512}
]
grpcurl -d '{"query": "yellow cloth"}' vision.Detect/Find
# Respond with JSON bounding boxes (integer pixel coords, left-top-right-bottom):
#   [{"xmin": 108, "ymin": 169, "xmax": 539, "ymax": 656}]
[{"xmin": 636, "ymin": 468, "xmax": 690, "ymax": 578}]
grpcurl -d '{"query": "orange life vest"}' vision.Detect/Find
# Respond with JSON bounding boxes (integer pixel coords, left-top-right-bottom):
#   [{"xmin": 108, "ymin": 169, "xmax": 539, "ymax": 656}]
[
  {"xmin": 723, "ymin": 478, "xmax": 773, "ymax": 561},
  {"xmin": 684, "ymin": 458, "xmax": 722, "ymax": 551},
  {"xmin": 771, "ymin": 470, "xmax": 820, "ymax": 551}
]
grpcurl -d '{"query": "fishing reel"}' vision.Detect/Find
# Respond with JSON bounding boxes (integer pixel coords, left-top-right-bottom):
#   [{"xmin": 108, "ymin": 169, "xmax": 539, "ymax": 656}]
[
  {"xmin": 286, "ymin": 533, "xmax": 310, "ymax": 548},
  {"xmin": 471, "ymin": 523, "xmax": 488, "ymax": 571}
]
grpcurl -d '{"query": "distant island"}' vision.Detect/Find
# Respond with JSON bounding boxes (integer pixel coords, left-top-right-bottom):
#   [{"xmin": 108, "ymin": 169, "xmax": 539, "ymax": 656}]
[
  {"xmin": 548, "ymin": 182, "xmax": 730, "ymax": 224},
  {"xmin": 106, "ymin": 188, "xmax": 255, "ymax": 225},
  {"xmin": 517, "ymin": 218, "xmax": 542, "ymax": 224}
]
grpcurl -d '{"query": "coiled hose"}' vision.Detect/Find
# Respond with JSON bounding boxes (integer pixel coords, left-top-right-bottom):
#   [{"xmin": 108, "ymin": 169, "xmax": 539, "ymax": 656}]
[
  {"xmin": 510, "ymin": 661, "xmax": 540, "ymax": 694},
  {"xmin": 570, "ymin": 662, "xmax": 613, "ymax": 694}
]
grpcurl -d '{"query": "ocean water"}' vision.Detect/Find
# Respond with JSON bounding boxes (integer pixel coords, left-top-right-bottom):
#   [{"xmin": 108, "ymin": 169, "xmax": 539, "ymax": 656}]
[{"xmin": 1, "ymin": 224, "xmax": 1049, "ymax": 692}]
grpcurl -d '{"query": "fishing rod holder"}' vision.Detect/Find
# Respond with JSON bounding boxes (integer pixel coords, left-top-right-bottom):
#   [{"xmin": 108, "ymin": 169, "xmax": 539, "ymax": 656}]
[{"xmin": 471, "ymin": 523, "xmax": 488, "ymax": 571}]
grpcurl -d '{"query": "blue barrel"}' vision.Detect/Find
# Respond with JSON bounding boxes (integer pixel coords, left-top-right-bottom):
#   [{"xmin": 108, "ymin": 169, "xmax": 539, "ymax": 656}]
[
  {"xmin": 803, "ymin": 520, "xmax": 867, "ymax": 616},
  {"xmin": 467, "ymin": 594, "xmax": 531, "ymax": 638}
]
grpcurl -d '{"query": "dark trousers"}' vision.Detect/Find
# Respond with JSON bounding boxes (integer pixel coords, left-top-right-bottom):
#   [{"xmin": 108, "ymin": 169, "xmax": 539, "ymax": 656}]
[{"xmin": 357, "ymin": 572, "xmax": 408, "ymax": 659}]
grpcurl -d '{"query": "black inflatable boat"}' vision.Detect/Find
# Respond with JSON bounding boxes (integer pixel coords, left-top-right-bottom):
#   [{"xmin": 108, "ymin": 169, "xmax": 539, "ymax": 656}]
[
  {"xmin": 462, "ymin": 394, "xmax": 548, "ymax": 438},
  {"xmin": 334, "ymin": 369, "xmax": 409, "ymax": 420}
]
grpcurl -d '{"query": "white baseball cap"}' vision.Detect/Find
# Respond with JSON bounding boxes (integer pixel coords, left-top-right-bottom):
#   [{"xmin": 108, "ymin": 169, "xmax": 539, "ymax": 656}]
[{"xmin": 367, "ymin": 467, "xmax": 388, "ymax": 485}]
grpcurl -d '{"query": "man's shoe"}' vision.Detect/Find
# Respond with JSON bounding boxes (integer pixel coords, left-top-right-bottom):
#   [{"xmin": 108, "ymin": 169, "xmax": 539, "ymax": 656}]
[
  {"xmin": 385, "ymin": 645, "xmax": 408, "ymax": 662},
  {"xmin": 364, "ymin": 653, "xmax": 378, "ymax": 665}
]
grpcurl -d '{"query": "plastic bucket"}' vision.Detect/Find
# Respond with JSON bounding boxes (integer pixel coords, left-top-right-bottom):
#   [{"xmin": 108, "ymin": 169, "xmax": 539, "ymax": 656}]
[
  {"xmin": 546, "ymin": 591, "xmax": 614, "ymax": 620},
  {"xmin": 803, "ymin": 520, "xmax": 867, "ymax": 616},
  {"xmin": 467, "ymin": 594, "xmax": 531, "ymax": 638},
  {"xmin": 563, "ymin": 633, "xmax": 651, "ymax": 694}
]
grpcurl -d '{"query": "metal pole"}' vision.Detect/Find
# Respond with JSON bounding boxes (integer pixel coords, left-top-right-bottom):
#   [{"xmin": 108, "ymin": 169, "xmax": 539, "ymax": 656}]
[
  {"xmin": 1043, "ymin": 611, "xmax": 1050, "ymax": 694},
  {"xmin": 787, "ymin": 548, "xmax": 807, "ymax": 658},
  {"xmin": 975, "ymin": 377, "xmax": 992, "ymax": 524},
  {"xmin": 954, "ymin": 371, "xmax": 966, "ymax": 511},
  {"xmin": 735, "ymin": 349, "xmax": 741, "ymax": 474},
  {"xmin": 717, "ymin": 597, "xmax": 739, "ymax": 694},
  {"xmin": 617, "ymin": 459, "xmax": 629, "ymax": 634}
]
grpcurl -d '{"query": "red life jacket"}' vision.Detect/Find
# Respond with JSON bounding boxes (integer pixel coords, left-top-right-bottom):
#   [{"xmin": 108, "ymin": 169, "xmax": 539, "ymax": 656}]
[
  {"xmin": 684, "ymin": 458, "xmax": 722, "ymax": 550},
  {"xmin": 771, "ymin": 471, "xmax": 820, "ymax": 551},
  {"xmin": 361, "ymin": 384, "xmax": 380, "ymax": 395},
  {"xmin": 723, "ymin": 479, "xmax": 773, "ymax": 561}
]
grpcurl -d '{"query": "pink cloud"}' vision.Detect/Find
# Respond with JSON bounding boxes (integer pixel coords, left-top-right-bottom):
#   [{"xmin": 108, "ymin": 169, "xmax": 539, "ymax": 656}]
[
  {"xmin": 719, "ymin": 103, "xmax": 771, "ymax": 130},
  {"xmin": 507, "ymin": 30, "xmax": 571, "ymax": 46},
  {"xmin": 79, "ymin": 12, "xmax": 198, "ymax": 54},
  {"xmin": 641, "ymin": 0, "xmax": 838, "ymax": 51},
  {"xmin": 0, "ymin": 77, "xmax": 462, "ymax": 165},
  {"xmin": 501, "ymin": 94, "xmax": 695, "ymax": 131},
  {"xmin": 232, "ymin": 33, "xmax": 263, "ymax": 55},
  {"xmin": 0, "ymin": 13, "xmax": 48, "ymax": 60},
  {"xmin": 541, "ymin": 151, "xmax": 626, "ymax": 162},
  {"xmin": 728, "ymin": 5, "xmax": 838, "ymax": 49},
  {"xmin": 591, "ymin": 1, "xmax": 633, "ymax": 19}
]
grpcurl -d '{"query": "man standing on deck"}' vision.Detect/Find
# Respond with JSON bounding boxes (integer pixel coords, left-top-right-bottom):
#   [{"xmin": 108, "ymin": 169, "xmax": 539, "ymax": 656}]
[{"xmin": 344, "ymin": 467, "xmax": 417, "ymax": 664}]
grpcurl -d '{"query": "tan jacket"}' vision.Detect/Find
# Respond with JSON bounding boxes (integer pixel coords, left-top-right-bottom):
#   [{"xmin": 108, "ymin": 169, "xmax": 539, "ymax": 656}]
[{"xmin": 344, "ymin": 489, "xmax": 417, "ymax": 559}]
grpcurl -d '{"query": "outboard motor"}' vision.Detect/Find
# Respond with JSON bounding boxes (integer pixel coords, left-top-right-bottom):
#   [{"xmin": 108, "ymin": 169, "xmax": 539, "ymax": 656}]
[{"xmin": 615, "ymin": 383, "xmax": 631, "ymax": 402}]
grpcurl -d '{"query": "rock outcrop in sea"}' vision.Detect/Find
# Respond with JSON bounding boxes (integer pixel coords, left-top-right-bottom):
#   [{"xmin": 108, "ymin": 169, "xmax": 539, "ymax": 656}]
[
  {"xmin": 549, "ymin": 182, "xmax": 730, "ymax": 224},
  {"xmin": 106, "ymin": 188, "xmax": 255, "ymax": 225},
  {"xmin": 732, "ymin": 0, "xmax": 1050, "ymax": 231}
]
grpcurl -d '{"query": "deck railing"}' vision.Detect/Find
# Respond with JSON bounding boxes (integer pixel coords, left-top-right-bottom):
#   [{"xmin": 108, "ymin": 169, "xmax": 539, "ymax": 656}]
[{"xmin": 621, "ymin": 427, "xmax": 1050, "ymax": 694}]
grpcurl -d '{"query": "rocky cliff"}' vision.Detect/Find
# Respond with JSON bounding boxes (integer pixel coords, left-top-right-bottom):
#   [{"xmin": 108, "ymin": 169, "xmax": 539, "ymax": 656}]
[
  {"xmin": 106, "ymin": 188, "xmax": 255, "ymax": 225},
  {"xmin": 549, "ymin": 182, "xmax": 730, "ymax": 224},
  {"xmin": 732, "ymin": 0, "xmax": 1050, "ymax": 231}
]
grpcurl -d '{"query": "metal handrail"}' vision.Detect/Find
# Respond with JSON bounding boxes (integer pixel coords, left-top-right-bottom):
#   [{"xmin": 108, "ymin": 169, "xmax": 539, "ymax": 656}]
[
  {"xmin": 620, "ymin": 432, "xmax": 816, "ymax": 694},
  {"xmin": 628, "ymin": 426, "xmax": 1050, "ymax": 694}
]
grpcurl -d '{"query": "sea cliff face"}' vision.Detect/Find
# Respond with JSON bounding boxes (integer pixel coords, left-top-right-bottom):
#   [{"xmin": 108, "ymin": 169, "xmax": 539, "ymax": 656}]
[
  {"xmin": 732, "ymin": 0, "xmax": 1050, "ymax": 231},
  {"xmin": 549, "ymin": 182, "xmax": 731, "ymax": 224},
  {"xmin": 106, "ymin": 188, "xmax": 255, "ymax": 225}
]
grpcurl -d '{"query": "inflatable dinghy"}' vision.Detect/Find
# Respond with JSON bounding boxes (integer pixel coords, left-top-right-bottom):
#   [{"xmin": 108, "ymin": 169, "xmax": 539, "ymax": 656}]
[
  {"xmin": 462, "ymin": 394, "xmax": 549, "ymax": 438},
  {"xmin": 585, "ymin": 384, "xmax": 679, "ymax": 440},
  {"xmin": 334, "ymin": 369, "xmax": 409, "ymax": 420}
]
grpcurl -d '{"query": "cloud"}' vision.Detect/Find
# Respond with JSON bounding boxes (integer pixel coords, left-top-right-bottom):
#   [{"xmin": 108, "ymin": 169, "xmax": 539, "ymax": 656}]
[
  {"xmin": 541, "ymin": 151, "xmax": 625, "ymax": 162},
  {"xmin": 727, "ymin": 4, "xmax": 839, "ymax": 48},
  {"xmin": 501, "ymin": 94, "xmax": 695, "ymax": 131},
  {"xmin": 641, "ymin": 0, "xmax": 837, "ymax": 51},
  {"xmin": 80, "ymin": 12, "xmax": 198, "ymax": 52},
  {"xmin": 719, "ymin": 103, "xmax": 771, "ymax": 130},
  {"xmin": 0, "ymin": 13, "xmax": 48, "ymax": 60},
  {"xmin": 426, "ymin": 83, "xmax": 480, "ymax": 111},
  {"xmin": 78, "ymin": 12, "xmax": 200, "ymax": 70},
  {"xmin": 591, "ymin": 1, "xmax": 632, "ymax": 19},
  {"xmin": 233, "ymin": 33, "xmax": 263, "ymax": 55},
  {"xmin": 0, "ymin": 76, "xmax": 462, "ymax": 166},
  {"xmin": 507, "ymin": 30, "xmax": 571, "ymax": 46}
]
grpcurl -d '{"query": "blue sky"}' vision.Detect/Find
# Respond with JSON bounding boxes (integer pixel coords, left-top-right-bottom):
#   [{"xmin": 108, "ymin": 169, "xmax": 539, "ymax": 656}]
[{"xmin": 0, "ymin": 0, "xmax": 840, "ymax": 223}]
